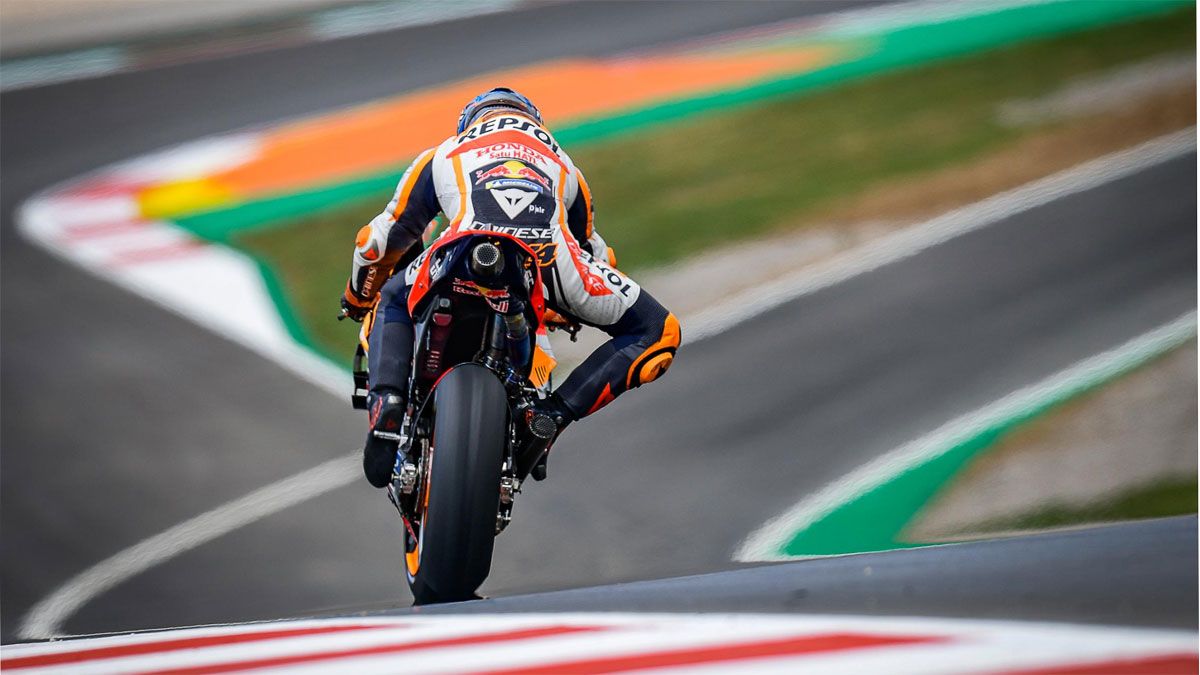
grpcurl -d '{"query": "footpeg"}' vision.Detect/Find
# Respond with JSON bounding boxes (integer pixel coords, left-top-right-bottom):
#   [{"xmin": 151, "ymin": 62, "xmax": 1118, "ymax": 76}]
[
  {"xmin": 531, "ymin": 456, "xmax": 549, "ymax": 482},
  {"xmin": 373, "ymin": 430, "xmax": 406, "ymax": 442},
  {"xmin": 393, "ymin": 459, "xmax": 419, "ymax": 495}
]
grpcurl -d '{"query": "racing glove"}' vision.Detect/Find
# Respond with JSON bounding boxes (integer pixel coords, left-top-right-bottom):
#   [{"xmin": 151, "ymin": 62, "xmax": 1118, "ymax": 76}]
[{"xmin": 340, "ymin": 280, "xmax": 373, "ymax": 322}]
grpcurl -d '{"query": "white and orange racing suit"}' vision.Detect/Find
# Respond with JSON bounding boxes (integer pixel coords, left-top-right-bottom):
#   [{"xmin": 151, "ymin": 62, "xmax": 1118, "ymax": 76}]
[{"xmin": 343, "ymin": 111, "xmax": 680, "ymax": 419}]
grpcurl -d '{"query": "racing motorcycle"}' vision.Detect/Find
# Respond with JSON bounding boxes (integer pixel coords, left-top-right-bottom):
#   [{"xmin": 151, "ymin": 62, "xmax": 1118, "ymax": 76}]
[{"xmin": 349, "ymin": 231, "xmax": 570, "ymax": 604}]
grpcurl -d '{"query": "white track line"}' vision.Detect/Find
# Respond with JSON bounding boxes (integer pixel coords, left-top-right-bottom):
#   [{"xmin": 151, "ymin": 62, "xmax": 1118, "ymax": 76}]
[
  {"xmin": 0, "ymin": 1, "xmax": 518, "ymax": 92},
  {"xmin": 17, "ymin": 130, "xmax": 1197, "ymax": 640},
  {"xmin": 735, "ymin": 311, "xmax": 1198, "ymax": 562},
  {"xmin": 17, "ymin": 455, "xmax": 359, "ymax": 640},
  {"xmin": 685, "ymin": 127, "xmax": 1197, "ymax": 342}
]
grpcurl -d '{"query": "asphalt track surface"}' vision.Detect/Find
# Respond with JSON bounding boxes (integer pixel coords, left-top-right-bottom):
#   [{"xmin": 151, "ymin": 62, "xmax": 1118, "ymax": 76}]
[
  {"xmin": 394, "ymin": 516, "xmax": 1198, "ymax": 629},
  {"xmin": 1, "ymin": 0, "xmax": 1195, "ymax": 641}
]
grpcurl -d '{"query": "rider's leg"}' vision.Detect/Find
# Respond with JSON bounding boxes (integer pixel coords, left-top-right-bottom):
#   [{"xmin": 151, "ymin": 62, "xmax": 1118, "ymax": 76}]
[
  {"xmin": 552, "ymin": 291, "xmax": 680, "ymax": 421},
  {"xmin": 368, "ymin": 274, "xmax": 414, "ymax": 395},
  {"xmin": 363, "ymin": 274, "xmax": 415, "ymax": 488},
  {"xmin": 543, "ymin": 229, "xmax": 681, "ymax": 424}
]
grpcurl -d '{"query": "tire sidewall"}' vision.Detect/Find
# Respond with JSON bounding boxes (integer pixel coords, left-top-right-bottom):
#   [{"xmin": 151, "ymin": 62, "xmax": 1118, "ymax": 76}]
[{"xmin": 408, "ymin": 363, "xmax": 507, "ymax": 604}]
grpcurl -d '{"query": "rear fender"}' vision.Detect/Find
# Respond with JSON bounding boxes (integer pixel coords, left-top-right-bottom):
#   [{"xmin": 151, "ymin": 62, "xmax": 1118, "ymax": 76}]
[{"xmin": 408, "ymin": 231, "xmax": 546, "ymax": 324}]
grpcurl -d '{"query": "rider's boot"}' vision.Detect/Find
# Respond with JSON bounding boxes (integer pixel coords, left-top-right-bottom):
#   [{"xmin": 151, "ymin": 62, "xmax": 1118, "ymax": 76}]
[
  {"xmin": 364, "ymin": 388, "xmax": 405, "ymax": 488},
  {"xmin": 526, "ymin": 393, "xmax": 574, "ymax": 481}
]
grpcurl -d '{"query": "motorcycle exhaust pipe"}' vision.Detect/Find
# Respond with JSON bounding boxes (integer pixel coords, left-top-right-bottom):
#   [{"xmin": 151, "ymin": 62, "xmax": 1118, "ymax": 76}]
[
  {"xmin": 528, "ymin": 413, "xmax": 558, "ymax": 441},
  {"xmin": 470, "ymin": 241, "xmax": 504, "ymax": 276}
]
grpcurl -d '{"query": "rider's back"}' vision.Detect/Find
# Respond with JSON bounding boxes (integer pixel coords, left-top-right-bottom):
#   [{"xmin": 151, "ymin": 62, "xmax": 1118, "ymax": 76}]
[{"xmin": 427, "ymin": 112, "xmax": 585, "ymax": 246}]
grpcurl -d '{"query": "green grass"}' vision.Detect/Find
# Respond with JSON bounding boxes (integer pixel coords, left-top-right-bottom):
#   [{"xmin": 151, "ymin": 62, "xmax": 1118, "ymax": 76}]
[
  {"xmin": 237, "ymin": 8, "xmax": 1194, "ymax": 362},
  {"xmin": 962, "ymin": 477, "xmax": 1198, "ymax": 534}
]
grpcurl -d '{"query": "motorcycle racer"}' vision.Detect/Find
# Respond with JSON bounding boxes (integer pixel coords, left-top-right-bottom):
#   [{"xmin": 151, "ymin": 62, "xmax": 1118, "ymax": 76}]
[{"xmin": 341, "ymin": 87, "xmax": 681, "ymax": 488}]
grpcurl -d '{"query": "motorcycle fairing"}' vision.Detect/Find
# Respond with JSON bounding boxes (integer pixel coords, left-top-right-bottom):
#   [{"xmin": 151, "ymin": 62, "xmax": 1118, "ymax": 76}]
[{"xmin": 407, "ymin": 230, "xmax": 546, "ymax": 323}]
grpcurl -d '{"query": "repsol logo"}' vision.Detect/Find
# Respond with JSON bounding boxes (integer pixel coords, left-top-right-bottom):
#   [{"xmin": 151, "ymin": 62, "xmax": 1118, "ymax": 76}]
[
  {"xmin": 457, "ymin": 116, "xmax": 561, "ymax": 155},
  {"xmin": 593, "ymin": 259, "xmax": 632, "ymax": 297}
]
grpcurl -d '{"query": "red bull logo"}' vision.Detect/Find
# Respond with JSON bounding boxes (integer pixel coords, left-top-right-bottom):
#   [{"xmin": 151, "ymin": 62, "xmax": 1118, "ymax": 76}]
[
  {"xmin": 452, "ymin": 278, "xmax": 510, "ymax": 300},
  {"xmin": 452, "ymin": 278, "xmax": 512, "ymax": 312},
  {"xmin": 475, "ymin": 160, "xmax": 550, "ymax": 190}
]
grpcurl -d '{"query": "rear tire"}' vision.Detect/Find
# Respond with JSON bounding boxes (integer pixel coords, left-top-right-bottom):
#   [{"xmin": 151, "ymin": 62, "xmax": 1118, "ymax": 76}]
[{"xmin": 407, "ymin": 364, "xmax": 506, "ymax": 604}]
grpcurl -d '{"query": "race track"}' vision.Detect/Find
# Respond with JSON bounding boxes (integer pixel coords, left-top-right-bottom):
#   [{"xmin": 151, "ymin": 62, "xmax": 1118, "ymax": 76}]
[
  {"xmin": 398, "ymin": 516, "xmax": 1198, "ymax": 629},
  {"xmin": 2, "ymin": 0, "xmax": 1195, "ymax": 641}
]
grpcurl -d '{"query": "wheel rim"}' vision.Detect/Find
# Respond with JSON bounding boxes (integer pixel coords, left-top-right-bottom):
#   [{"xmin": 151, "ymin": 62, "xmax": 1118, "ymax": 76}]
[
  {"xmin": 405, "ymin": 435, "xmax": 435, "ymax": 581},
  {"xmin": 405, "ymin": 525, "xmax": 422, "ymax": 578}
]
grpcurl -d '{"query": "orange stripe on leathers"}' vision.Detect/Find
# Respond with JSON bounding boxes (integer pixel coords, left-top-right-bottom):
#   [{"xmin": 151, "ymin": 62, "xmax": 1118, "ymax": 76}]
[
  {"xmin": 576, "ymin": 170, "xmax": 595, "ymax": 239},
  {"xmin": 555, "ymin": 166, "xmax": 610, "ymax": 297},
  {"xmin": 391, "ymin": 148, "xmax": 436, "ymax": 219},
  {"xmin": 587, "ymin": 383, "xmax": 615, "ymax": 415},
  {"xmin": 447, "ymin": 154, "xmax": 468, "ymax": 230}
]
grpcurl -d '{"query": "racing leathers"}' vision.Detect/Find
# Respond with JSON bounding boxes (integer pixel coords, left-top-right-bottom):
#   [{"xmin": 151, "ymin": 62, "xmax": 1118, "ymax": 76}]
[{"xmin": 343, "ymin": 112, "xmax": 680, "ymax": 467}]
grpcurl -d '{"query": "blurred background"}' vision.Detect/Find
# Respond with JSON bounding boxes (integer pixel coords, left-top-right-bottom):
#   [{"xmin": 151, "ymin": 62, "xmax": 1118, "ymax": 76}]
[{"xmin": 1, "ymin": 0, "xmax": 1195, "ymax": 643}]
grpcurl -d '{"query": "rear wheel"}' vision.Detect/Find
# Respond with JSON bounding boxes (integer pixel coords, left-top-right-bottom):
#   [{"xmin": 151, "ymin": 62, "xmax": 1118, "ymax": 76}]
[{"xmin": 406, "ymin": 364, "xmax": 507, "ymax": 604}]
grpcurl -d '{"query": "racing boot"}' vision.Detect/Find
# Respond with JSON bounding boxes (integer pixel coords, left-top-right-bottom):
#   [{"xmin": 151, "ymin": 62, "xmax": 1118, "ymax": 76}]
[
  {"xmin": 525, "ymin": 393, "xmax": 574, "ymax": 481},
  {"xmin": 363, "ymin": 389, "xmax": 406, "ymax": 488}
]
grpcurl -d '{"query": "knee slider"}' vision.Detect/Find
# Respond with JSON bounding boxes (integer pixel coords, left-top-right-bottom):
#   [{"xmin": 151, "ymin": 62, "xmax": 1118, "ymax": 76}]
[{"xmin": 627, "ymin": 312, "xmax": 681, "ymax": 388}]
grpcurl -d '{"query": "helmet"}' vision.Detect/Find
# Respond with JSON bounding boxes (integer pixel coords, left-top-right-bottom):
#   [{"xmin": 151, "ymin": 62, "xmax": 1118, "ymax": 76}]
[{"xmin": 457, "ymin": 87, "xmax": 542, "ymax": 134}]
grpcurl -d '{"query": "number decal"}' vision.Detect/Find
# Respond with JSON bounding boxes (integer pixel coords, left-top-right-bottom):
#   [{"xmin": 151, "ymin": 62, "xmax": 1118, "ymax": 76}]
[{"xmin": 529, "ymin": 243, "xmax": 558, "ymax": 268}]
